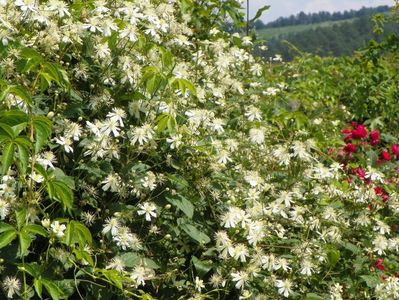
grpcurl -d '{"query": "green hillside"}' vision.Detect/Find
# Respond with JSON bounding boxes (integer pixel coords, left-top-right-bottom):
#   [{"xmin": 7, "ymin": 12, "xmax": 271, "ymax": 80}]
[
  {"xmin": 257, "ymin": 18, "xmax": 358, "ymax": 39},
  {"xmin": 257, "ymin": 14, "xmax": 399, "ymax": 60}
]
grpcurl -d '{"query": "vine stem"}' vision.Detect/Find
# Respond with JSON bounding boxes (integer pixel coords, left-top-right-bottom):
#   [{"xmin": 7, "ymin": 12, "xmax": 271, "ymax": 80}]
[
  {"xmin": 20, "ymin": 63, "xmax": 41, "ymax": 300},
  {"xmin": 22, "ymin": 257, "xmax": 27, "ymax": 300}
]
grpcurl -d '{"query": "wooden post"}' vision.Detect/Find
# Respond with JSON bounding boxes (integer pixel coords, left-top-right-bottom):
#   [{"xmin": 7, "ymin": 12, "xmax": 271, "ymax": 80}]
[{"xmin": 246, "ymin": 0, "xmax": 249, "ymax": 36}]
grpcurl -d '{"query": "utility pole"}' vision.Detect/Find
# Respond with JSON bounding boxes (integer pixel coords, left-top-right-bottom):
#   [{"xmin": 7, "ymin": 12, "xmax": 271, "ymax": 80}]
[{"xmin": 246, "ymin": 0, "xmax": 249, "ymax": 36}]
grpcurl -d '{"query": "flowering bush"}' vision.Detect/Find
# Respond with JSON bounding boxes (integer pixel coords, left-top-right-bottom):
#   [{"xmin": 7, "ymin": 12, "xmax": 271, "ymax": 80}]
[{"xmin": 0, "ymin": 0, "xmax": 398, "ymax": 299}]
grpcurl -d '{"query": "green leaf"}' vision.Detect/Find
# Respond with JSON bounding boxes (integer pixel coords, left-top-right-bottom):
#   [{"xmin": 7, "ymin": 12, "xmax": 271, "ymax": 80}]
[
  {"xmin": 166, "ymin": 195, "xmax": 194, "ymax": 219},
  {"xmin": 15, "ymin": 136, "xmax": 32, "ymax": 148},
  {"xmin": 51, "ymin": 168, "xmax": 75, "ymax": 189},
  {"xmin": 51, "ymin": 180, "xmax": 74, "ymax": 211},
  {"xmin": 15, "ymin": 209, "xmax": 26, "ymax": 229},
  {"xmin": 142, "ymin": 66, "xmax": 162, "ymax": 95},
  {"xmin": 159, "ymin": 46, "xmax": 173, "ymax": 71},
  {"xmin": 35, "ymin": 163, "xmax": 48, "ymax": 180},
  {"xmin": 43, "ymin": 62, "xmax": 61, "ymax": 85},
  {"xmin": 32, "ymin": 116, "xmax": 52, "ymax": 154},
  {"xmin": 365, "ymin": 117, "xmax": 384, "ymax": 130},
  {"xmin": 0, "ymin": 135, "xmax": 11, "ymax": 145},
  {"xmin": 16, "ymin": 143, "xmax": 29, "ymax": 175},
  {"xmin": 40, "ymin": 72, "xmax": 52, "ymax": 92},
  {"xmin": 250, "ymin": 5, "xmax": 270, "ymax": 23},
  {"xmin": 0, "ymin": 110, "xmax": 28, "ymax": 126},
  {"xmin": 154, "ymin": 112, "xmax": 177, "ymax": 133},
  {"xmin": 0, "ymin": 222, "xmax": 15, "ymax": 233},
  {"xmin": 180, "ymin": 223, "xmax": 210, "ymax": 244},
  {"xmin": 34, "ymin": 279, "xmax": 43, "ymax": 299},
  {"xmin": 146, "ymin": 74, "xmax": 158, "ymax": 95},
  {"xmin": 63, "ymin": 221, "xmax": 74, "ymax": 247},
  {"xmin": 327, "ymin": 248, "xmax": 341, "ymax": 267},
  {"xmin": 54, "ymin": 280, "xmax": 76, "ymax": 298},
  {"xmin": 306, "ymin": 293, "xmax": 325, "ymax": 300},
  {"xmin": 0, "ymin": 122, "xmax": 16, "ymax": 138},
  {"xmin": 0, "ymin": 230, "xmax": 17, "ymax": 249},
  {"xmin": 175, "ymin": 78, "xmax": 197, "ymax": 95},
  {"xmin": 72, "ymin": 221, "xmax": 93, "ymax": 247},
  {"xmin": 367, "ymin": 150, "xmax": 378, "ymax": 167},
  {"xmin": 2, "ymin": 142, "xmax": 14, "ymax": 174},
  {"xmin": 361, "ymin": 275, "xmax": 381, "ymax": 288},
  {"xmin": 40, "ymin": 62, "xmax": 70, "ymax": 90},
  {"xmin": 20, "ymin": 47, "xmax": 43, "ymax": 61},
  {"xmin": 9, "ymin": 85, "xmax": 33, "ymax": 107},
  {"xmin": 18, "ymin": 263, "xmax": 42, "ymax": 278},
  {"xmin": 16, "ymin": 48, "xmax": 43, "ymax": 73},
  {"xmin": 342, "ymin": 242, "xmax": 360, "ymax": 254},
  {"xmin": 12, "ymin": 122, "xmax": 27, "ymax": 136},
  {"xmin": 192, "ymin": 256, "xmax": 212, "ymax": 277},
  {"xmin": 101, "ymin": 269, "xmax": 123, "ymax": 290},
  {"xmin": 73, "ymin": 249, "xmax": 94, "ymax": 266},
  {"xmin": 18, "ymin": 231, "xmax": 32, "ymax": 257},
  {"xmin": 155, "ymin": 113, "xmax": 171, "ymax": 133},
  {"xmin": 42, "ymin": 279, "xmax": 64, "ymax": 300},
  {"xmin": 24, "ymin": 224, "xmax": 48, "ymax": 237},
  {"xmin": 167, "ymin": 116, "xmax": 177, "ymax": 132},
  {"xmin": 179, "ymin": 0, "xmax": 193, "ymax": 14},
  {"xmin": 119, "ymin": 253, "xmax": 141, "ymax": 268},
  {"xmin": 143, "ymin": 258, "xmax": 160, "ymax": 269},
  {"xmin": 63, "ymin": 221, "xmax": 92, "ymax": 248}
]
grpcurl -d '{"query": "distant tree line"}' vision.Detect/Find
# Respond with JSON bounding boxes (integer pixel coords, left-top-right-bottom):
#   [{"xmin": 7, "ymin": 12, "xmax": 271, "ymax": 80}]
[
  {"xmin": 254, "ymin": 5, "xmax": 391, "ymax": 29},
  {"xmin": 263, "ymin": 16, "xmax": 399, "ymax": 60}
]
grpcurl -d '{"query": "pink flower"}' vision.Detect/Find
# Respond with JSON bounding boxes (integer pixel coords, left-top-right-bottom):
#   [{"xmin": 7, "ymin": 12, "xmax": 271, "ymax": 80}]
[
  {"xmin": 344, "ymin": 143, "xmax": 356, "ymax": 154},
  {"xmin": 351, "ymin": 124, "xmax": 368, "ymax": 139},
  {"xmin": 355, "ymin": 166, "xmax": 366, "ymax": 179},
  {"xmin": 391, "ymin": 145, "xmax": 399, "ymax": 158},
  {"xmin": 374, "ymin": 186, "xmax": 384, "ymax": 195},
  {"xmin": 342, "ymin": 128, "xmax": 353, "ymax": 142},
  {"xmin": 370, "ymin": 130, "xmax": 380, "ymax": 145},
  {"xmin": 381, "ymin": 150, "xmax": 391, "ymax": 161},
  {"xmin": 375, "ymin": 258, "xmax": 385, "ymax": 271},
  {"xmin": 374, "ymin": 186, "xmax": 389, "ymax": 202}
]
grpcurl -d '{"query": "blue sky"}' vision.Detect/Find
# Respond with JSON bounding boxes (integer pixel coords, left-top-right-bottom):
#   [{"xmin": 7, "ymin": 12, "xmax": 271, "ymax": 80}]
[{"xmin": 247, "ymin": 0, "xmax": 394, "ymax": 22}]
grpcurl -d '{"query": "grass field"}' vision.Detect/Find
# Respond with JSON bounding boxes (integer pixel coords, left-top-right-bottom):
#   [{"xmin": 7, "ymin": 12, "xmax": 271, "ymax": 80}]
[{"xmin": 257, "ymin": 18, "xmax": 358, "ymax": 39}]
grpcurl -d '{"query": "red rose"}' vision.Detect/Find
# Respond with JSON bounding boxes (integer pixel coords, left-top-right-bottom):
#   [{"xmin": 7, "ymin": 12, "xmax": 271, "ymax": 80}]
[
  {"xmin": 344, "ymin": 143, "xmax": 356, "ymax": 154},
  {"xmin": 342, "ymin": 128, "xmax": 351, "ymax": 134},
  {"xmin": 381, "ymin": 150, "xmax": 391, "ymax": 161},
  {"xmin": 375, "ymin": 258, "xmax": 385, "ymax": 271},
  {"xmin": 374, "ymin": 187, "xmax": 389, "ymax": 202},
  {"xmin": 374, "ymin": 186, "xmax": 384, "ymax": 195},
  {"xmin": 356, "ymin": 166, "xmax": 366, "ymax": 179},
  {"xmin": 342, "ymin": 128, "xmax": 352, "ymax": 142},
  {"xmin": 351, "ymin": 124, "xmax": 368, "ymax": 139},
  {"xmin": 382, "ymin": 194, "xmax": 389, "ymax": 202},
  {"xmin": 370, "ymin": 130, "xmax": 380, "ymax": 145},
  {"xmin": 392, "ymin": 145, "xmax": 399, "ymax": 158}
]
